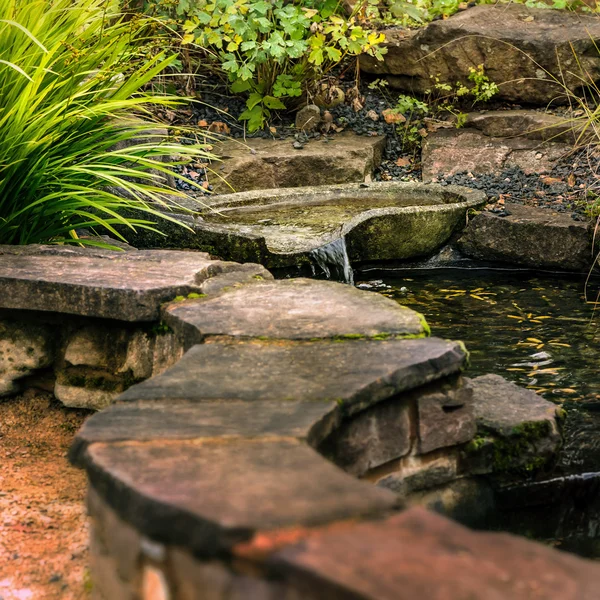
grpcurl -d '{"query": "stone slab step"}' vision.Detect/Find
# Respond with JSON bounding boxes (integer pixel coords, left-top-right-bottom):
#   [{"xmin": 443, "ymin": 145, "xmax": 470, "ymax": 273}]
[
  {"xmin": 164, "ymin": 278, "xmax": 428, "ymax": 344},
  {"xmin": 457, "ymin": 203, "xmax": 592, "ymax": 271},
  {"xmin": 84, "ymin": 438, "xmax": 399, "ymax": 555},
  {"xmin": 421, "ymin": 128, "xmax": 568, "ymax": 181},
  {"xmin": 211, "ymin": 133, "xmax": 386, "ymax": 193},
  {"xmin": 117, "ymin": 337, "xmax": 467, "ymax": 416},
  {"xmin": 0, "ymin": 246, "xmax": 270, "ymax": 321}
]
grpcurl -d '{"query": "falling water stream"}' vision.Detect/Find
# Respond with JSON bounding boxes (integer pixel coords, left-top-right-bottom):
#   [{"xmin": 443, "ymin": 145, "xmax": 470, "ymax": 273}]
[
  {"xmin": 309, "ymin": 237, "xmax": 354, "ymax": 285},
  {"xmin": 357, "ymin": 269, "xmax": 600, "ymax": 557}
]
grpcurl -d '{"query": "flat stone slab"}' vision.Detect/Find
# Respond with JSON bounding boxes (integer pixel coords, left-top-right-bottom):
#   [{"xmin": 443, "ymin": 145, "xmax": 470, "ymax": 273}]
[
  {"xmin": 457, "ymin": 203, "xmax": 592, "ymax": 271},
  {"xmin": 267, "ymin": 507, "xmax": 600, "ymax": 599},
  {"xmin": 84, "ymin": 439, "xmax": 398, "ymax": 554},
  {"xmin": 0, "ymin": 247, "xmax": 264, "ymax": 321},
  {"xmin": 118, "ymin": 338, "xmax": 467, "ymax": 416},
  {"xmin": 164, "ymin": 278, "xmax": 427, "ymax": 343},
  {"xmin": 211, "ymin": 133, "xmax": 386, "ymax": 193},
  {"xmin": 154, "ymin": 181, "xmax": 485, "ymax": 269},
  {"xmin": 69, "ymin": 399, "xmax": 337, "ymax": 467},
  {"xmin": 422, "ymin": 129, "xmax": 568, "ymax": 181},
  {"xmin": 465, "ymin": 110, "xmax": 577, "ymax": 144},
  {"xmin": 360, "ymin": 5, "xmax": 600, "ymax": 105}
]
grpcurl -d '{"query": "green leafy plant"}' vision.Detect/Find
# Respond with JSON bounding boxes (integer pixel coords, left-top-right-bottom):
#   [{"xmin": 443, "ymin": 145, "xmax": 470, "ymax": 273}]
[
  {"xmin": 146, "ymin": 0, "xmax": 386, "ymax": 131},
  {"xmin": 0, "ymin": 0, "xmax": 214, "ymax": 246}
]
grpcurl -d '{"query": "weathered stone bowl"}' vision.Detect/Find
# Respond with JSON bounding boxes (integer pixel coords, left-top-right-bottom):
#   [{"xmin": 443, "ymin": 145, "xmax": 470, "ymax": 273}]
[{"xmin": 138, "ymin": 181, "xmax": 486, "ymax": 271}]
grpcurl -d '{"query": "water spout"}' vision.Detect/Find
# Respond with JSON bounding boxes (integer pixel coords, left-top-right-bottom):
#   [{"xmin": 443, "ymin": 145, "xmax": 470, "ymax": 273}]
[{"xmin": 309, "ymin": 237, "xmax": 354, "ymax": 285}]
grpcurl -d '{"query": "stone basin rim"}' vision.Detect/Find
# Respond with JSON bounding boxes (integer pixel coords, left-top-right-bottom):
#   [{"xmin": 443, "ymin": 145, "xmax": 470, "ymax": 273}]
[
  {"xmin": 188, "ymin": 181, "xmax": 487, "ymax": 256},
  {"xmin": 199, "ymin": 180, "xmax": 487, "ymax": 210}
]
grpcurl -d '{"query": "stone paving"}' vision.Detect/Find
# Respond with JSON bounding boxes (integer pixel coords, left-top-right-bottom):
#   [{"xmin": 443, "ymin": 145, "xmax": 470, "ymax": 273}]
[{"xmin": 0, "ymin": 245, "xmax": 597, "ymax": 599}]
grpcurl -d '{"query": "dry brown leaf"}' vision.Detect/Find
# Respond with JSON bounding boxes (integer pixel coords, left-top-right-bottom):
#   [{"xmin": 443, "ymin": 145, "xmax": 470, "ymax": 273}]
[
  {"xmin": 382, "ymin": 109, "xmax": 406, "ymax": 124},
  {"xmin": 567, "ymin": 173, "xmax": 576, "ymax": 187},
  {"xmin": 351, "ymin": 97, "xmax": 364, "ymax": 112},
  {"xmin": 198, "ymin": 119, "xmax": 209, "ymax": 127},
  {"xmin": 208, "ymin": 121, "xmax": 231, "ymax": 134},
  {"xmin": 541, "ymin": 176, "xmax": 562, "ymax": 185},
  {"xmin": 396, "ymin": 157, "xmax": 411, "ymax": 167}
]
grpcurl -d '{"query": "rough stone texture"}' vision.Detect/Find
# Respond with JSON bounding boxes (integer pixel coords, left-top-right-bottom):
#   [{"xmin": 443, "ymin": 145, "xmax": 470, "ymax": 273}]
[
  {"xmin": 295, "ymin": 104, "xmax": 322, "ymax": 132},
  {"xmin": 211, "ymin": 133, "xmax": 386, "ymax": 193},
  {"xmin": 118, "ymin": 338, "xmax": 468, "ymax": 417},
  {"xmin": 458, "ymin": 203, "xmax": 592, "ymax": 271},
  {"xmin": 421, "ymin": 128, "xmax": 568, "ymax": 181},
  {"xmin": 463, "ymin": 374, "xmax": 562, "ymax": 476},
  {"xmin": 0, "ymin": 247, "xmax": 257, "ymax": 321},
  {"xmin": 84, "ymin": 439, "xmax": 399, "ymax": 554},
  {"xmin": 0, "ymin": 319, "xmax": 53, "ymax": 395},
  {"xmin": 164, "ymin": 278, "xmax": 427, "ymax": 344},
  {"xmin": 319, "ymin": 397, "xmax": 412, "ymax": 477},
  {"xmin": 377, "ymin": 453, "xmax": 459, "ymax": 497},
  {"xmin": 268, "ymin": 507, "xmax": 600, "ymax": 600},
  {"xmin": 470, "ymin": 374, "xmax": 561, "ymax": 436},
  {"xmin": 417, "ymin": 379, "xmax": 475, "ymax": 454},
  {"xmin": 88, "ymin": 486, "xmax": 142, "ymax": 584},
  {"xmin": 70, "ymin": 399, "xmax": 338, "ymax": 467},
  {"xmin": 465, "ymin": 110, "xmax": 578, "ymax": 143},
  {"xmin": 360, "ymin": 5, "xmax": 600, "ymax": 105},
  {"xmin": 55, "ymin": 383, "xmax": 116, "ymax": 411},
  {"xmin": 198, "ymin": 263, "xmax": 273, "ymax": 296}
]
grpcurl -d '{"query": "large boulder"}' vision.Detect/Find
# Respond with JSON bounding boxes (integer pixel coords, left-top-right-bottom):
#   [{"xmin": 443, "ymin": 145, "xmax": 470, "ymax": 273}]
[
  {"xmin": 360, "ymin": 5, "xmax": 600, "ymax": 105},
  {"xmin": 458, "ymin": 203, "xmax": 593, "ymax": 271}
]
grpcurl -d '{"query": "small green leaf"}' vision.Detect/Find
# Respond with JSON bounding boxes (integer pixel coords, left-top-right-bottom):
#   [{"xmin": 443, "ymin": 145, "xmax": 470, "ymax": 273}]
[{"xmin": 263, "ymin": 95, "xmax": 286, "ymax": 109}]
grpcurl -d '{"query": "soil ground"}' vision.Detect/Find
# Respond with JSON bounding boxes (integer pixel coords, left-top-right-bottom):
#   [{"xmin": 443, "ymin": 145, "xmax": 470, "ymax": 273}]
[{"xmin": 0, "ymin": 392, "xmax": 91, "ymax": 600}]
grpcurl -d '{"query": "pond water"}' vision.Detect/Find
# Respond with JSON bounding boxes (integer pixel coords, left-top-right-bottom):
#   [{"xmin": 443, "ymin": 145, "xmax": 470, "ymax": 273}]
[{"xmin": 357, "ymin": 269, "xmax": 600, "ymax": 556}]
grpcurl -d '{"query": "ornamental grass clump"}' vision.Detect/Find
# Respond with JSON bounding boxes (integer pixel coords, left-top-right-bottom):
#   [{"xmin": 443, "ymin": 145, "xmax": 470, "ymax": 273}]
[{"xmin": 0, "ymin": 0, "xmax": 213, "ymax": 246}]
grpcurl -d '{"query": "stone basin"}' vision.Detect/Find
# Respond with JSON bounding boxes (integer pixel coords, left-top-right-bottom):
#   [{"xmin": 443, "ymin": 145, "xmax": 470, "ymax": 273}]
[{"xmin": 141, "ymin": 181, "xmax": 486, "ymax": 272}]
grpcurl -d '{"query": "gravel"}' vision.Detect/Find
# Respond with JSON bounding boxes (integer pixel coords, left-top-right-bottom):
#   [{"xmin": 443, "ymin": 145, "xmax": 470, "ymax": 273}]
[{"xmin": 168, "ymin": 77, "xmax": 600, "ymax": 219}]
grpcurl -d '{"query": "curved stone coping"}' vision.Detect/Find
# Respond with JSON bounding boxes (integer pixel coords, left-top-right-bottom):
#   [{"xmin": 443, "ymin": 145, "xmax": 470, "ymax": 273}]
[
  {"xmin": 72, "ymin": 335, "xmax": 465, "ymax": 558},
  {"xmin": 0, "ymin": 246, "xmax": 270, "ymax": 321},
  {"xmin": 164, "ymin": 278, "xmax": 428, "ymax": 343},
  {"xmin": 83, "ymin": 439, "xmax": 400, "ymax": 555},
  {"xmin": 172, "ymin": 181, "xmax": 486, "ymax": 262},
  {"xmin": 70, "ymin": 336, "xmax": 466, "ymax": 463},
  {"xmin": 115, "ymin": 337, "xmax": 465, "ymax": 411},
  {"xmin": 263, "ymin": 507, "xmax": 600, "ymax": 599}
]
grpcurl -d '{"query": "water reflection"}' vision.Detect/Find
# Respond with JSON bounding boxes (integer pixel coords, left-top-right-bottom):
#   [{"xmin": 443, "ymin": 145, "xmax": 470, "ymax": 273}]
[{"xmin": 358, "ymin": 270, "xmax": 600, "ymax": 556}]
